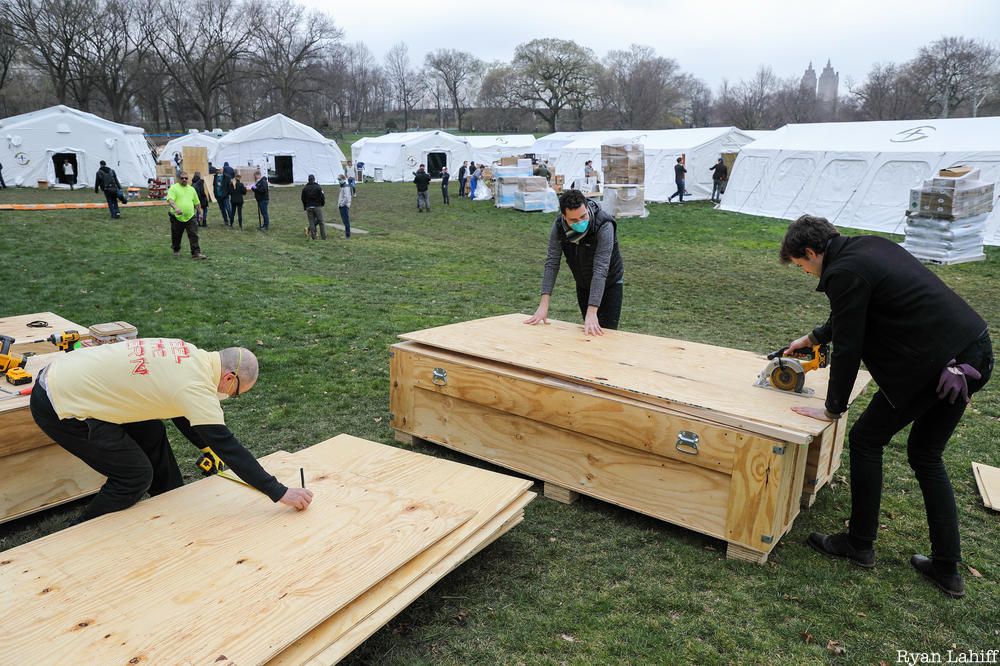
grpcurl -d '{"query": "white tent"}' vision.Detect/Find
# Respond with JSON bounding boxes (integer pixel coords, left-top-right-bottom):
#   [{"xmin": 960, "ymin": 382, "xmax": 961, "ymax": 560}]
[
  {"xmin": 459, "ymin": 135, "xmax": 536, "ymax": 165},
  {"xmin": 351, "ymin": 131, "xmax": 471, "ymax": 181},
  {"xmin": 553, "ymin": 127, "xmax": 754, "ymax": 201},
  {"xmin": 742, "ymin": 130, "xmax": 774, "ymax": 142},
  {"xmin": 214, "ymin": 114, "xmax": 346, "ymax": 184},
  {"xmin": 719, "ymin": 117, "xmax": 1000, "ymax": 245},
  {"xmin": 159, "ymin": 132, "xmax": 219, "ymax": 165},
  {"xmin": 0, "ymin": 105, "xmax": 155, "ymax": 188},
  {"xmin": 531, "ymin": 131, "xmax": 591, "ymax": 163},
  {"xmin": 350, "ymin": 136, "xmax": 370, "ymax": 165}
]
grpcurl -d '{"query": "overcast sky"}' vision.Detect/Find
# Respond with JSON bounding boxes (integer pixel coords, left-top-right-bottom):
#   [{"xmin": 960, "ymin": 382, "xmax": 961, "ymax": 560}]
[{"xmin": 299, "ymin": 0, "xmax": 1000, "ymax": 93}]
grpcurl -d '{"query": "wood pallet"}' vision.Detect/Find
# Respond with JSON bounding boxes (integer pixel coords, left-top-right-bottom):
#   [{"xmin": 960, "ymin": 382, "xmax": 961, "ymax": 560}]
[
  {"xmin": 391, "ymin": 315, "xmax": 872, "ymax": 564},
  {"xmin": 1, "ymin": 434, "xmax": 533, "ymax": 664}
]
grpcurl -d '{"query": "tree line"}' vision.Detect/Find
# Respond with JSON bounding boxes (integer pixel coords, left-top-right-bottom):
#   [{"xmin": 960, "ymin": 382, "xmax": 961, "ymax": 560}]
[{"xmin": 1, "ymin": 0, "xmax": 997, "ymax": 133}]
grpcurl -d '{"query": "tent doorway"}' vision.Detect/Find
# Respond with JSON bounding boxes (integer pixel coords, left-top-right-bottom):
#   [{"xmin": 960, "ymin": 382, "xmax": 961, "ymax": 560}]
[
  {"xmin": 427, "ymin": 152, "xmax": 447, "ymax": 178},
  {"xmin": 53, "ymin": 152, "xmax": 79, "ymax": 188},
  {"xmin": 273, "ymin": 156, "xmax": 294, "ymax": 184}
]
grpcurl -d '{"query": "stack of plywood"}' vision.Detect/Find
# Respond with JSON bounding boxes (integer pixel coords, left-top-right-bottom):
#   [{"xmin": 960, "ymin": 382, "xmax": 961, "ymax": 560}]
[
  {"xmin": 973, "ymin": 462, "xmax": 1000, "ymax": 511},
  {"xmin": 390, "ymin": 315, "xmax": 871, "ymax": 564},
  {"xmin": 182, "ymin": 146, "xmax": 210, "ymax": 180},
  {"xmin": 0, "ymin": 434, "xmax": 533, "ymax": 664},
  {"xmin": 0, "ymin": 312, "xmax": 105, "ymax": 524}
]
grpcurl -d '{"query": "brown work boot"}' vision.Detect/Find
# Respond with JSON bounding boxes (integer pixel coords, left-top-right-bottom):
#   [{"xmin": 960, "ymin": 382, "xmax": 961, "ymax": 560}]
[
  {"xmin": 192, "ymin": 253, "xmax": 208, "ymax": 260},
  {"xmin": 911, "ymin": 554, "xmax": 965, "ymax": 598}
]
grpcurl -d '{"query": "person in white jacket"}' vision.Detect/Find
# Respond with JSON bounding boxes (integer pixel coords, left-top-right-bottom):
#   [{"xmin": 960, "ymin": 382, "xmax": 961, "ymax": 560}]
[{"xmin": 337, "ymin": 174, "xmax": 352, "ymax": 239}]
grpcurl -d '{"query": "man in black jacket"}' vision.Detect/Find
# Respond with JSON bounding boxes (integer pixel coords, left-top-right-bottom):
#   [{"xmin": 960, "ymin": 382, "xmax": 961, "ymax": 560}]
[
  {"xmin": 709, "ymin": 157, "xmax": 728, "ymax": 203},
  {"xmin": 780, "ymin": 215, "xmax": 992, "ymax": 598},
  {"xmin": 94, "ymin": 160, "xmax": 122, "ymax": 219},
  {"xmin": 252, "ymin": 170, "xmax": 270, "ymax": 230},
  {"xmin": 414, "ymin": 164, "xmax": 431, "ymax": 212},
  {"xmin": 458, "ymin": 161, "xmax": 468, "ymax": 198},
  {"xmin": 667, "ymin": 157, "xmax": 687, "ymax": 203},
  {"xmin": 30, "ymin": 340, "xmax": 313, "ymax": 523},
  {"xmin": 525, "ymin": 189, "xmax": 624, "ymax": 336},
  {"xmin": 440, "ymin": 166, "xmax": 450, "ymax": 205},
  {"xmin": 301, "ymin": 175, "xmax": 326, "ymax": 240}
]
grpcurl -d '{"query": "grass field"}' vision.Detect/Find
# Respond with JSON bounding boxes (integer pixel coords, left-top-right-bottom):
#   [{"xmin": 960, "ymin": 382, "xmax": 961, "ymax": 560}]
[{"xmin": 0, "ymin": 181, "xmax": 997, "ymax": 665}]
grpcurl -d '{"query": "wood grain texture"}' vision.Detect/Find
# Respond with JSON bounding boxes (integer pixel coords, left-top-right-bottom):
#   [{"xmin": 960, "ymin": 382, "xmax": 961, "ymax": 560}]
[
  {"xmin": 0, "ymin": 444, "xmax": 104, "ymax": 523},
  {"xmin": 0, "ymin": 447, "xmax": 474, "ymax": 665},
  {"xmin": 393, "ymin": 342, "xmax": 743, "ymax": 474},
  {"xmin": 410, "ymin": 387, "xmax": 730, "ymax": 539},
  {"xmin": 726, "ymin": 542, "xmax": 770, "ymax": 564},
  {"xmin": 0, "ymin": 312, "xmax": 83, "ymax": 354},
  {"xmin": 544, "ymin": 482, "xmax": 579, "ymax": 504},
  {"xmin": 972, "ymin": 462, "xmax": 999, "ymax": 510},
  {"xmin": 725, "ymin": 439, "xmax": 806, "ymax": 551},
  {"xmin": 399, "ymin": 314, "xmax": 872, "ymax": 445}
]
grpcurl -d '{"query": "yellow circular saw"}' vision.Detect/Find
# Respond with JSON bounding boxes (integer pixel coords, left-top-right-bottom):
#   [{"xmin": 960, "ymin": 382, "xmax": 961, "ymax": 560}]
[{"xmin": 754, "ymin": 344, "xmax": 830, "ymax": 395}]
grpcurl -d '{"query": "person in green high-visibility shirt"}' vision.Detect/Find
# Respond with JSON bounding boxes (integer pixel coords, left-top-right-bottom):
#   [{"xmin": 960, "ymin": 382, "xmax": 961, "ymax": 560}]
[{"xmin": 166, "ymin": 171, "xmax": 207, "ymax": 260}]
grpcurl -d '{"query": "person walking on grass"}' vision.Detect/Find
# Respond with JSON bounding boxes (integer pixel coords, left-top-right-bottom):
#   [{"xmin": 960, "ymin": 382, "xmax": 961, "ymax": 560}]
[
  {"xmin": 667, "ymin": 157, "xmax": 687, "ymax": 203},
  {"xmin": 525, "ymin": 189, "xmax": 625, "ymax": 337},
  {"xmin": 231, "ymin": 174, "xmax": 246, "ymax": 230},
  {"xmin": 213, "ymin": 167, "xmax": 234, "ymax": 226},
  {"xmin": 458, "ymin": 161, "xmax": 468, "ymax": 198},
  {"xmin": 441, "ymin": 166, "xmax": 451, "ymax": 205},
  {"xmin": 414, "ymin": 163, "xmax": 431, "ymax": 212},
  {"xmin": 192, "ymin": 172, "xmax": 210, "ymax": 226},
  {"xmin": 337, "ymin": 173, "xmax": 352, "ymax": 239},
  {"xmin": 95, "ymin": 160, "xmax": 122, "ymax": 219},
  {"xmin": 166, "ymin": 171, "xmax": 207, "ymax": 260},
  {"xmin": 301, "ymin": 174, "xmax": 326, "ymax": 240},
  {"xmin": 468, "ymin": 161, "xmax": 479, "ymax": 200},
  {"xmin": 780, "ymin": 215, "xmax": 992, "ymax": 599},
  {"xmin": 709, "ymin": 157, "xmax": 728, "ymax": 203},
  {"xmin": 252, "ymin": 170, "xmax": 270, "ymax": 230},
  {"xmin": 30, "ymin": 340, "xmax": 313, "ymax": 523},
  {"xmin": 63, "ymin": 159, "xmax": 76, "ymax": 190}
]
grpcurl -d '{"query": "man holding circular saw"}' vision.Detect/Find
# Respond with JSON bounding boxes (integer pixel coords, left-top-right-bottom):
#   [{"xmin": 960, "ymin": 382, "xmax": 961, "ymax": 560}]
[{"xmin": 779, "ymin": 215, "xmax": 992, "ymax": 598}]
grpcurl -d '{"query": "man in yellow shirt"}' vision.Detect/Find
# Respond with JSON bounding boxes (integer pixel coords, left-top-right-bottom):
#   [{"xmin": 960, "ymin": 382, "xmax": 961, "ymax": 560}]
[
  {"xmin": 30, "ymin": 339, "xmax": 313, "ymax": 522},
  {"xmin": 166, "ymin": 171, "xmax": 207, "ymax": 260}
]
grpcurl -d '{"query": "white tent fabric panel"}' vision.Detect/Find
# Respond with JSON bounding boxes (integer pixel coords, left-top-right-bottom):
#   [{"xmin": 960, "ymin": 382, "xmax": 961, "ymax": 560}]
[
  {"xmin": 351, "ymin": 131, "xmax": 472, "ymax": 182},
  {"xmin": 719, "ymin": 118, "xmax": 1000, "ymax": 245},
  {"xmin": 159, "ymin": 133, "xmax": 220, "ymax": 164},
  {"xmin": 460, "ymin": 135, "xmax": 536, "ymax": 165},
  {"xmin": 0, "ymin": 105, "xmax": 155, "ymax": 187},
  {"xmin": 530, "ymin": 132, "xmax": 592, "ymax": 162},
  {"xmin": 215, "ymin": 114, "xmax": 346, "ymax": 184}
]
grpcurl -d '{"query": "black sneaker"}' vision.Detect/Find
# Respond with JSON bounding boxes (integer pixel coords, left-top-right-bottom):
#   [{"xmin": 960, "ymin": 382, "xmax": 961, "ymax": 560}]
[
  {"xmin": 910, "ymin": 554, "xmax": 965, "ymax": 598},
  {"xmin": 806, "ymin": 532, "xmax": 876, "ymax": 568}
]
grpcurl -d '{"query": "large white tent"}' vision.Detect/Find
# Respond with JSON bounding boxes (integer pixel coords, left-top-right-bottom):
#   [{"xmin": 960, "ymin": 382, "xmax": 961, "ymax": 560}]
[
  {"xmin": 460, "ymin": 135, "xmax": 536, "ymax": 165},
  {"xmin": 719, "ymin": 117, "xmax": 1000, "ymax": 245},
  {"xmin": 0, "ymin": 105, "xmax": 155, "ymax": 187},
  {"xmin": 159, "ymin": 132, "xmax": 219, "ymax": 165},
  {"xmin": 214, "ymin": 114, "xmax": 346, "ymax": 184},
  {"xmin": 531, "ymin": 131, "xmax": 591, "ymax": 162},
  {"xmin": 351, "ymin": 131, "xmax": 471, "ymax": 181},
  {"xmin": 553, "ymin": 127, "xmax": 754, "ymax": 201}
]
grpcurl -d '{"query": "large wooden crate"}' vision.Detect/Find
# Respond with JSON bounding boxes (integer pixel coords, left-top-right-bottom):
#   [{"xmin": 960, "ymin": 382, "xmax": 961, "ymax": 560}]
[{"xmin": 390, "ymin": 315, "xmax": 871, "ymax": 563}]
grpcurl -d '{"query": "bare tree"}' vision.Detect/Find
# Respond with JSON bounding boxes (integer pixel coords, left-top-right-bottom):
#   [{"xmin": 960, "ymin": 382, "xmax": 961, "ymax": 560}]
[
  {"xmin": 509, "ymin": 38, "xmax": 597, "ymax": 133},
  {"xmin": 905, "ymin": 36, "xmax": 999, "ymax": 118},
  {"xmin": 599, "ymin": 44, "xmax": 682, "ymax": 129},
  {"xmin": 849, "ymin": 63, "xmax": 916, "ymax": 120},
  {"xmin": 253, "ymin": 0, "xmax": 342, "ymax": 116},
  {"xmin": 716, "ymin": 66, "xmax": 777, "ymax": 129},
  {"xmin": 341, "ymin": 41, "xmax": 383, "ymax": 131},
  {"xmin": 5, "ymin": 0, "xmax": 96, "ymax": 105},
  {"xmin": 675, "ymin": 75, "xmax": 713, "ymax": 127},
  {"xmin": 0, "ymin": 8, "xmax": 17, "ymax": 92},
  {"xmin": 424, "ymin": 48, "xmax": 482, "ymax": 131},
  {"xmin": 384, "ymin": 42, "xmax": 425, "ymax": 130},
  {"xmin": 149, "ymin": 0, "xmax": 262, "ymax": 127},
  {"xmin": 770, "ymin": 76, "xmax": 817, "ymax": 125},
  {"xmin": 478, "ymin": 62, "xmax": 528, "ymax": 131}
]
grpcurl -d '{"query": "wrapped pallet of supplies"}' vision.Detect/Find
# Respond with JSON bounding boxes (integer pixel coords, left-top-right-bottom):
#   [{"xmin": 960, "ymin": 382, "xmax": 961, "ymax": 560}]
[
  {"xmin": 903, "ymin": 166, "xmax": 994, "ymax": 265},
  {"xmin": 601, "ymin": 142, "xmax": 645, "ymax": 185},
  {"xmin": 603, "ymin": 185, "xmax": 648, "ymax": 218}
]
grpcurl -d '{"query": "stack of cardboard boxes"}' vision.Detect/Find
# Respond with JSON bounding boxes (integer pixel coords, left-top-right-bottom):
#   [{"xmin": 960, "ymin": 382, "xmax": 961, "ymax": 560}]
[
  {"xmin": 904, "ymin": 167, "xmax": 995, "ymax": 265},
  {"xmin": 601, "ymin": 142, "xmax": 647, "ymax": 218}
]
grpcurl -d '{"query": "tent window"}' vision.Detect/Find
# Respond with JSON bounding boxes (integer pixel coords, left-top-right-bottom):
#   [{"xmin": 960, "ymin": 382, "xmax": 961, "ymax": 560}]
[
  {"xmin": 427, "ymin": 152, "xmax": 447, "ymax": 178},
  {"xmin": 273, "ymin": 156, "xmax": 293, "ymax": 184},
  {"xmin": 52, "ymin": 152, "xmax": 79, "ymax": 186}
]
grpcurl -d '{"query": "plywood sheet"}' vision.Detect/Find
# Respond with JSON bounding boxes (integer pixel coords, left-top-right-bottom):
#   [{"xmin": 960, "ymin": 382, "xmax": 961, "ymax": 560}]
[
  {"xmin": 400, "ymin": 314, "xmax": 873, "ymax": 444},
  {"xmin": 0, "ymin": 312, "xmax": 84, "ymax": 354},
  {"xmin": 0, "ymin": 443, "xmax": 105, "ymax": 523},
  {"xmin": 0, "ymin": 450, "xmax": 474, "ymax": 665},
  {"xmin": 973, "ymin": 462, "xmax": 1000, "ymax": 510}
]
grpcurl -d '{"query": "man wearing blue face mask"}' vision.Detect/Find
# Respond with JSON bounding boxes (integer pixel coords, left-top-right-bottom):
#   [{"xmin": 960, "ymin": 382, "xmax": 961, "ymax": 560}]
[
  {"xmin": 30, "ymin": 340, "xmax": 314, "ymax": 522},
  {"xmin": 525, "ymin": 189, "xmax": 625, "ymax": 336}
]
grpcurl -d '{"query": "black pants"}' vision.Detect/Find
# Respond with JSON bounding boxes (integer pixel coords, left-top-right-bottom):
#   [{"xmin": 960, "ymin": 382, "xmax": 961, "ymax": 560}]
[
  {"xmin": 458, "ymin": 177, "xmax": 466, "ymax": 197},
  {"xmin": 170, "ymin": 213, "xmax": 202, "ymax": 255},
  {"xmin": 30, "ymin": 386, "xmax": 184, "ymax": 522},
  {"xmin": 575, "ymin": 279, "xmax": 624, "ymax": 330},
  {"xmin": 232, "ymin": 201, "xmax": 244, "ymax": 228},
  {"xmin": 442, "ymin": 185, "xmax": 450, "ymax": 204},
  {"xmin": 669, "ymin": 180, "xmax": 685, "ymax": 202},
  {"xmin": 848, "ymin": 332, "xmax": 993, "ymax": 563}
]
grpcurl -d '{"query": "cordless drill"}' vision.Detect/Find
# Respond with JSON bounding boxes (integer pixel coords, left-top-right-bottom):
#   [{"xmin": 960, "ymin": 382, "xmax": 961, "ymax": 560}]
[
  {"xmin": 47, "ymin": 330, "xmax": 82, "ymax": 353},
  {"xmin": 0, "ymin": 335, "xmax": 32, "ymax": 386}
]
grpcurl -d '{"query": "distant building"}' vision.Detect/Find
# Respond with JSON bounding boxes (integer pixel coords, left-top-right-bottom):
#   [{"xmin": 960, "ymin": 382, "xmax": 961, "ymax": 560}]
[{"xmin": 800, "ymin": 60, "xmax": 839, "ymax": 119}]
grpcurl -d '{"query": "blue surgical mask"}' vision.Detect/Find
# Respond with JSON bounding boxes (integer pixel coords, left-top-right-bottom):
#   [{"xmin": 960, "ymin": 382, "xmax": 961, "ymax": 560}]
[{"xmin": 569, "ymin": 219, "xmax": 589, "ymax": 234}]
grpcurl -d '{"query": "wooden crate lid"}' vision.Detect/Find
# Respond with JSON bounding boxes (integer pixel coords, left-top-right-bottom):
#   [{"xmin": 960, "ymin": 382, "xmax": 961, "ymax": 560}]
[
  {"xmin": 398, "ymin": 314, "xmax": 872, "ymax": 444},
  {"xmin": 88, "ymin": 321, "xmax": 137, "ymax": 338}
]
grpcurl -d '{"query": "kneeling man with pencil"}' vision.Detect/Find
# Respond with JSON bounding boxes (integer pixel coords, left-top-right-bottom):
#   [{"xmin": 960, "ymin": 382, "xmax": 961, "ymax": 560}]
[{"xmin": 30, "ymin": 339, "xmax": 313, "ymax": 522}]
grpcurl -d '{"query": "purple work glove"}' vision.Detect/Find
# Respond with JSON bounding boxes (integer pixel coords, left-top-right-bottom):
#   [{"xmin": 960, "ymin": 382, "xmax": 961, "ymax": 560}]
[{"xmin": 936, "ymin": 359, "xmax": 982, "ymax": 404}]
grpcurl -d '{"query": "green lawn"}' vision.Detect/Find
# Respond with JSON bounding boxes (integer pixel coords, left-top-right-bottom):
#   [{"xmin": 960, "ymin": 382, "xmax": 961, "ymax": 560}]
[{"xmin": 1, "ymin": 184, "xmax": 997, "ymax": 665}]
